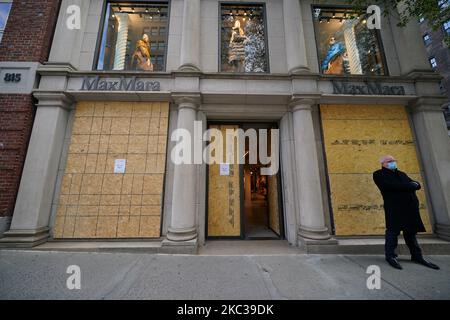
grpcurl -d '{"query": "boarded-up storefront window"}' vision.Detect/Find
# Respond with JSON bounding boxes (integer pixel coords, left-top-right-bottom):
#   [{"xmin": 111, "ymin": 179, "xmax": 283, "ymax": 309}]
[
  {"xmin": 53, "ymin": 102, "xmax": 168, "ymax": 238},
  {"xmin": 320, "ymin": 105, "xmax": 431, "ymax": 235}
]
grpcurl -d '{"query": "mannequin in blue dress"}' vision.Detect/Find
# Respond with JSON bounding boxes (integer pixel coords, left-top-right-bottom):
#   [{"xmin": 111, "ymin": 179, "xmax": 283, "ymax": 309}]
[{"xmin": 321, "ymin": 37, "xmax": 348, "ymax": 74}]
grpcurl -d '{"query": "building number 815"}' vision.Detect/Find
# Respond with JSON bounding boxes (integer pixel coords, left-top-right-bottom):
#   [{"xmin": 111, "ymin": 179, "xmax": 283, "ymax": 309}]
[{"xmin": 4, "ymin": 73, "xmax": 21, "ymax": 83}]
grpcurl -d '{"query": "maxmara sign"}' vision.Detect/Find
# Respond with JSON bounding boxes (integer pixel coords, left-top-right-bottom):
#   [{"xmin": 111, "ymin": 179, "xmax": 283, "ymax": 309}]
[
  {"xmin": 77, "ymin": 76, "xmax": 406, "ymax": 96},
  {"xmin": 332, "ymin": 81, "xmax": 406, "ymax": 95},
  {"xmin": 81, "ymin": 76, "xmax": 161, "ymax": 91}
]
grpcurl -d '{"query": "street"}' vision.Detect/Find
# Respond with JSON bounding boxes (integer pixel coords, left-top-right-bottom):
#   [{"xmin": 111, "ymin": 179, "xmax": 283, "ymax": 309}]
[{"xmin": 1, "ymin": 250, "xmax": 449, "ymax": 300}]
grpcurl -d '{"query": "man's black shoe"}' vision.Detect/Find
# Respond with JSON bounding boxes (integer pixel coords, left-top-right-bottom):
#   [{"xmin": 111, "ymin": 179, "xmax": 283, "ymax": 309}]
[
  {"xmin": 386, "ymin": 257, "xmax": 403, "ymax": 269},
  {"xmin": 411, "ymin": 257, "xmax": 440, "ymax": 270}
]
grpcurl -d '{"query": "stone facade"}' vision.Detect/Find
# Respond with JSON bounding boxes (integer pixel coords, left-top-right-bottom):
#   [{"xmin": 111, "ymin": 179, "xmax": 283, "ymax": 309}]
[
  {"xmin": 1, "ymin": 0, "xmax": 450, "ymax": 252},
  {"xmin": 0, "ymin": 0, "xmax": 61, "ymax": 236},
  {"xmin": 418, "ymin": 19, "xmax": 450, "ymax": 132}
]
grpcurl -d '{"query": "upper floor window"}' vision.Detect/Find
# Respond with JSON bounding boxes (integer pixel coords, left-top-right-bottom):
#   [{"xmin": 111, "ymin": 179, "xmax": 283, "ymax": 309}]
[
  {"xmin": 439, "ymin": 0, "xmax": 449, "ymax": 8},
  {"xmin": 220, "ymin": 3, "xmax": 268, "ymax": 73},
  {"xmin": 430, "ymin": 57, "xmax": 437, "ymax": 69},
  {"xmin": 313, "ymin": 7, "xmax": 387, "ymax": 76},
  {"xmin": 0, "ymin": 1, "xmax": 13, "ymax": 43},
  {"xmin": 444, "ymin": 21, "xmax": 450, "ymax": 34},
  {"xmin": 439, "ymin": 80, "xmax": 446, "ymax": 95},
  {"xmin": 423, "ymin": 33, "xmax": 431, "ymax": 46},
  {"xmin": 96, "ymin": 2, "xmax": 168, "ymax": 72}
]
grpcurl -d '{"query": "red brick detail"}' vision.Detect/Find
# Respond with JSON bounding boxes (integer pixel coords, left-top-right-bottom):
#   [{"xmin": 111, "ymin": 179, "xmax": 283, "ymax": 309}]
[
  {"xmin": 0, "ymin": 95, "xmax": 36, "ymax": 217},
  {"xmin": 0, "ymin": 0, "xmax": 61, "ymax": 63}
]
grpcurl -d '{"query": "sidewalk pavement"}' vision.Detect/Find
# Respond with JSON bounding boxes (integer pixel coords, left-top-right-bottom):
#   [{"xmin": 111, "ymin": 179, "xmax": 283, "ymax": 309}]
[{"xmin": 0, "ymin": 250, "xmax": 449, "ymax": 300}]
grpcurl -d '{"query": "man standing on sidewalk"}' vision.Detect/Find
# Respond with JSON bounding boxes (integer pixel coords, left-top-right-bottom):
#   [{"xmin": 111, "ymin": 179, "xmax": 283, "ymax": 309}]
[{"xmin": 373, "ymin": 155, "xmax": 439, "ymax": 270}]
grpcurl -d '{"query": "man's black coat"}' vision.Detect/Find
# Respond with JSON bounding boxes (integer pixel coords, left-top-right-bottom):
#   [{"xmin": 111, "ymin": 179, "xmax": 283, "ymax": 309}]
[{"xmin": 373, "ymin": 167, "xmax": 426, "ymax": 233}]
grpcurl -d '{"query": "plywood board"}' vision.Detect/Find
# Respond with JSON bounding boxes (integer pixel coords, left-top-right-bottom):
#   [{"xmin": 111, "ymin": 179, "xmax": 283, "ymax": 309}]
[
  {"xmin": 207, "ymin": 125, "xmax": 241, "ymax": 237},
  {"xmin": 320, "ymin": 105, "xmax": 431, "ymax": 235},
  {"xmin": 53, "ymin": 101, "xmax": 169, "ymax": 239}
]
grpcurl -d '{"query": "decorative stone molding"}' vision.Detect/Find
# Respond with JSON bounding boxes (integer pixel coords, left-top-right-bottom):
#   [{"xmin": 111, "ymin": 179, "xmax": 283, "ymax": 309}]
[
  {"xmin": 33, "ymin": 92, "xmax": 75, "ymax": 110},
  {"xmin": 172, "ymin": 93, "xmax": 201, "ymax": 108},
  {"xmin": 0, "ymin": 216, "xmax": 11, "ymax": 238},
  {"xmin": 178, "ymin": 63, "xmax": 201, "ymax": 73},
  {"xmin": 37, "ymin": 62, "xmax": 77, "ymax": 76},
  {"xmin": 288, "ymin": 66, "xmax": 312, "ymax": 75},
  {"xmin": 0, "ymin": 227, "xmax": 49, "ymax": 248},
  {"xmin": 167, "ymin": 226, "xmax": 198, "ymax": 242},
  {"xmin": 408, "ymin": 96, "xmax": 449, "ymax": 113},
  {"xmin": 435, "ymin": 223, "xmax": 450, "ymax": 242},
  {"xmin": 405, "ymin": 70, "xmax": 443, "ymax": 81},
  {"xmin": 288, "ymin": 96, "xmax": 319, "ymax": 111},
  {"xmin": 298, "ymin": 225, "xmax": 331, "ymax": 241}
]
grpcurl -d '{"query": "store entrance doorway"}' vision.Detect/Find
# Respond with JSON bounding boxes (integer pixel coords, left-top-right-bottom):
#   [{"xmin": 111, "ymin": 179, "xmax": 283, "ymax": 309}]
[
  {"xmin": 243, "ymin": 163, "xmax": 280, "ymax": 239},
  {"xmin": 206, "ymin": 123, "xmax": 283, "ymax": 240}
]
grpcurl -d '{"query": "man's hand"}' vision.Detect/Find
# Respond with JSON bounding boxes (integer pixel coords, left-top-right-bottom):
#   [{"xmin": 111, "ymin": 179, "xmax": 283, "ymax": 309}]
[{"xmin": 410, "ymin": 181, "xmax": 421, "ymax": 190}]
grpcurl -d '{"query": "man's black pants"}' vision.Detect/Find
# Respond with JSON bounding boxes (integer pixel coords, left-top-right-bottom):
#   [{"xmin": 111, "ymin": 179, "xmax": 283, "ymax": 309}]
[{"xmin": 385, "ymin": 230, "xmax": 422, "ymax": 259}]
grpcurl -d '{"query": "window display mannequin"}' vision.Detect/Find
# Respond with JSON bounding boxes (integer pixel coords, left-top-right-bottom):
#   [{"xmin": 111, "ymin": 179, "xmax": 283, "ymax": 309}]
[
  {"xmin": 228, "ymin": 20, "xmax": 248, "ymax": 72},
  {"xmin": 321, "ymin": 36, "xmax": 349, "ymax": 74},
  {"xmin": 132, "ymin": 34, "xmax": 154, "ymax": 71}
]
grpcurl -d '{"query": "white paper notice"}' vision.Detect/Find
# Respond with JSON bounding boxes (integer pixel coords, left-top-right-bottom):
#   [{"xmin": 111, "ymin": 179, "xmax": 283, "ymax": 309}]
[
  {"xmin": 220, "ymin": 164, "xmax": 230, "ymax": 176},
  {"xmin": 114, "ymin": 159, "xmax": 126, "ymax": 173}
]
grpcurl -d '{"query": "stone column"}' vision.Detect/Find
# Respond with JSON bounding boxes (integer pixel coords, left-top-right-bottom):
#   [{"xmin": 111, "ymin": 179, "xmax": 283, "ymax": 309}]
[
  {"xmin": 196, "ymin": 110, "xmax": 207, "ymax": 245},
  {"xmin": 0, "ymin": 93, "xmax": 73, "ymax": 247},
  {"xmin": 178, "ymin": 0, "xmax": 201, "ymax": 71},
  {"xmin": 389, "ymin": 4, "xmax": 430, "ymax": 75},
  {"xmin": 280, "ymin": 112, "xmax": 299, "ymax": 245},
  {"xmin": 291, "ymin": 98, "xmax": 331, "ymax": 242},
  {"xmin": 166, "ymin": 96, "xmax": 199, "ymax": 243},
  {"xmin": 409, "ymin": 97, "xmax": 450, "ymax": 240},
  {"xmin": 48, "ymin": 0, "xmax": 91, "ymax": 68},
  {"xmin": 113, "ymin": 12, "xmax": 129, "ymax": 70},
  {"xmin": 282, "ymin": 0, "xmax": 309, "ymax": 74}
]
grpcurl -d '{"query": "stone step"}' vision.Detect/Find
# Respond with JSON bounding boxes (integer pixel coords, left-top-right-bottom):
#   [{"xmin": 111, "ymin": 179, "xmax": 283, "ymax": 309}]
[
  {"xmin": 5, "ymin": 237, "xmax": 450, "ymax": 256},
  {"xmin": 199, "ymin": 240, "xmax": 304, "ymax": 255},
  {"xmin": 306, "ymin": 237, "xmax": 450, "ymax": 255},
  {"xmin": 29, "ymin": 240, "xmax": 163, "ymax": 254}
]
